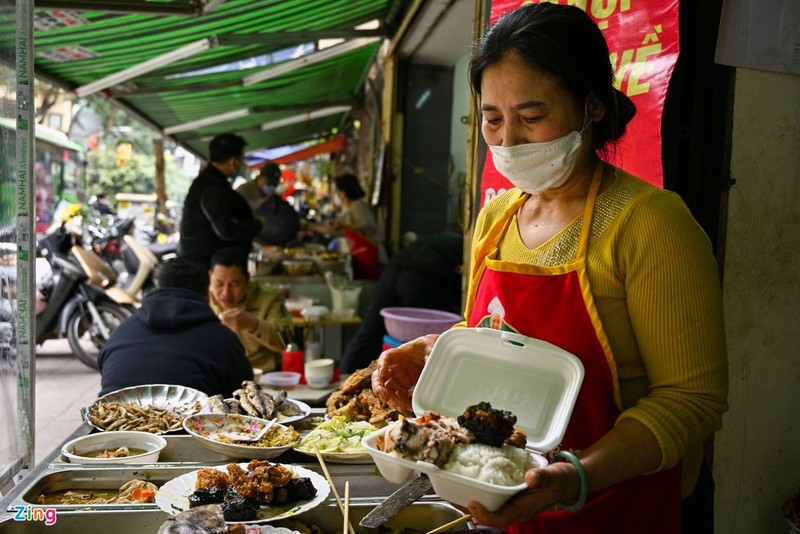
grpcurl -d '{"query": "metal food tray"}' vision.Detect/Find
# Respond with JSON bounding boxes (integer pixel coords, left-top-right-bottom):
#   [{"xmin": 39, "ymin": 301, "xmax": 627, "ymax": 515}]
[
  {"xmin": 0, "ymin": 412, "xmax": 472, "ymax": 533},
  {"xmin": 0, "ymin": 499, "xmax": 469, "ymax": 533},
  {"xmin": 8, "ymin": 452, "xmax": 422, "ymax": 510},
  {"xmin": 14, "ymin": 465, "xmax": 197, "ymax": 511}
]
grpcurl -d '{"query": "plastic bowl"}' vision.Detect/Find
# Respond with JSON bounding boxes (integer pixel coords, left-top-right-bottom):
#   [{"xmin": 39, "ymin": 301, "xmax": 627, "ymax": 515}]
[
  {"xmin": 379, "ymin": 307, "xmax": 463, "ymax": 342},
  {"xmin": 285, "ymin": 296, "xmax": 313, "ymax": 317},
  {"xmin": 252, "ymin": 259, "xmax": 280, "ymax": 276},
  {"xmin": 263, "ymin": 371, "xmax": 302, "ymax": 388},
  {"xmin": 62, "ymin": 431, "xmax": 167, "ymax": 464},
  {"xmin": 314, "ymin": 257, "xmax": 347, "ymax": 275},
  {"xmin": 282, "ymin": 259, "xmax": 315, "ymax": 276}
]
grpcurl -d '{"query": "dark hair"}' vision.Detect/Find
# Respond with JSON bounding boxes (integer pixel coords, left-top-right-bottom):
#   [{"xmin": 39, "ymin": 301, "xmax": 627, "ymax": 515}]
[
  {"xmin": 260, "ymin": 162, "xmax": 281, "ymax": 186},
  {"xmin": 334, "ymin": 173, "xmax": 366, "ymax": 200},
  {"xmin": 156, "ymin": 259, "xmax": 209, "ymax": 295},
  {"xmin": 469, "ymin": 3, "xmax": 635, "ymax": 156},
  {"xmin": 209, "ymin": 247, "xmax": 249, "ymax": 278},
  {"xmin": 209, "ymin": 133, "xmax": 247, "ymax": 163}
]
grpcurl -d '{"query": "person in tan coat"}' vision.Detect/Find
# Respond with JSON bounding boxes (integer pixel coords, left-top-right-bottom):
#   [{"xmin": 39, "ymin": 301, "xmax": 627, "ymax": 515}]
[{"xmin": 208, "ymin": 247, "xmax": 293, "ymax": 371}]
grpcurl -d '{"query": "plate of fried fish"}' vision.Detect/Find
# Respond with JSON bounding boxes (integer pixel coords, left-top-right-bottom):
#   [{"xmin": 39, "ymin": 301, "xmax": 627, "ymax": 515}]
[
  {"xmin": 204, "ymin": 380, "xmax": 311, "ymax": 425},
  {"xmin": 84, "ymin": 384, "xmax": 208, "ymax": 434}
]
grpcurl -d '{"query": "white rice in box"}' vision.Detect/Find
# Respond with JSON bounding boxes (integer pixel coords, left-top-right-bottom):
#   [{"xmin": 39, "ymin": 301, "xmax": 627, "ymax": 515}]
[{"xmin": 443, "ymin": 443, "xmax": 536, "ymax": 486}]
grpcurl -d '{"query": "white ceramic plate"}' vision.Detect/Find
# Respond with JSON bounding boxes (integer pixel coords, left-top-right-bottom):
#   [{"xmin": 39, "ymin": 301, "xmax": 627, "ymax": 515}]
[
  {"xmin": 292, "ymin": 416, "xmax": 378, "ymax": 464},
  {"xmin": 155, "ymin": 463, "xmax": 329, "ymax": 524},
  {"xmin": 292, "ymin": 448, "xmax": 374, "ymax": 465},
  {"xmin": 212, "ymin": 398, "xmax": 311, "ymax": 425},
  {"xmin": 84, "ymin": 384, "xmax": 209, "ymax": 434},
  {"xmin": 183, "ymin": 414, "xmax": 300, "ymax": 460}
]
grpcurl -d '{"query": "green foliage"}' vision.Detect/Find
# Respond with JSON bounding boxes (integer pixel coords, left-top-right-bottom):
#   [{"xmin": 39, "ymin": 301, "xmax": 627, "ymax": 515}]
[
  {"xmin": 86, "ymin": 145, "xmax": 153, "ymax": 197},
  {"xmin": 79, "ymin": 94, "xmax": 191, "ymax": 204},
  {"xmin": 84, "ymin": 94, "xmax": 158, "ymax": 153},
  {"xmin": 85, "ymin": 141, "xmax": 191, "ymax": 204},
  {"xmin": 0, "ymin": 182, "xmax": 14, "ymax": 227},
  {"xmin": 165, "ymin": 152, "xmax": 190, "ymax": 204}
]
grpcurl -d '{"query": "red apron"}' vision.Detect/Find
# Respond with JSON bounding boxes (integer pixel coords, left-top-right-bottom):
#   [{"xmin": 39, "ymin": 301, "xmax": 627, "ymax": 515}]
[
  {"xmin": 343, "ymin": 228, "xmax": 380, "ymax": 280},
  {"xmin": 466, "ymin": 169, "xmax": 681, "ymax": 533}
]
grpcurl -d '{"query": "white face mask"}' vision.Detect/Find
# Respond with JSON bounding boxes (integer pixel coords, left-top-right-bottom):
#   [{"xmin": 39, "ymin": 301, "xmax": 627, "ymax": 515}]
[{"xmin": 489, "ymin": 111, "xmax": 590, "ymax": 195}]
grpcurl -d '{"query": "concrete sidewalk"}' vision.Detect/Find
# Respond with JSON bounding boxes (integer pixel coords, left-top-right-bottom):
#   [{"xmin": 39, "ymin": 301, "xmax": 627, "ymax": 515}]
[{"xmin": 34, "ymin": 339, "xmax": 101, "ymax": 463}]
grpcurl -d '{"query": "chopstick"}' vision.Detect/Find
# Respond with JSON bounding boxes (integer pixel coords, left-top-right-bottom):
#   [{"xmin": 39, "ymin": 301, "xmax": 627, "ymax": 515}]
[
  {"xmin": 313, "ymin": 445, "xmax": 355, "ymax": 534},
  {"xmin": 343, "ymin": 480, "xmax": 350, "ymax": 534},
  {"xmin": 425, "ymin": 513, "xmax": 473, "ymax": 534}
]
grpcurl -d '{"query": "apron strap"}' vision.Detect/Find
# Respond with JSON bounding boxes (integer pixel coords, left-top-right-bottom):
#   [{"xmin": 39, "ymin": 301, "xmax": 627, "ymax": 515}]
[
  {"xmin": 466, "ymin": 164, "xmax": 606, "ymax": 319},
  {"xmin": 576, "ymin": 164, "xmax": 604, "ymax": 258}
]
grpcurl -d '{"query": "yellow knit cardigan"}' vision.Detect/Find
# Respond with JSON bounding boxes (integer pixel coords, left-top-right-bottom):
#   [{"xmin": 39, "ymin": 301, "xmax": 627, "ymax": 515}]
[{"xmin": 465, "ymin": 166, "xmax": 729, "ymax": 497}]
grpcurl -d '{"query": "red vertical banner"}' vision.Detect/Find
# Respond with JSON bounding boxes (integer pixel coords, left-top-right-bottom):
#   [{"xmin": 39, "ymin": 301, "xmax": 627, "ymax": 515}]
[{"xmin": 480, "ymin": 0, "xmax": 679, "ymax": 206}]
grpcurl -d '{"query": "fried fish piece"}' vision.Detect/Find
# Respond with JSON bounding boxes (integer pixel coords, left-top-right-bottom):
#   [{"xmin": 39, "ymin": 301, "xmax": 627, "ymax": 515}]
[
  {"xmin": 275, "ymin": 390, "xmax": 304, "ymax": 417},
  {"xmin": 243, "ymin": 380, "xmax": 269, "ymax": 418},
  {"xmin": 232, "ymin": 389, "xmax": 261, "ymax": 418},
  {"xmin": 206, "ymin": 395, "xmax": 229, "ymax": 414},
  {"xmin": 196, "ymin": 468, "xmax": 230, "ymax": 491}
]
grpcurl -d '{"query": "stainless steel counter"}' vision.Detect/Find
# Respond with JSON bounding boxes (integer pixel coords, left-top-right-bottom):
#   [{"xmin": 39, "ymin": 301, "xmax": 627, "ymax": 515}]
[{"xmin": 0, "ymin": 421, "xmax": 470, "ymax": 533}]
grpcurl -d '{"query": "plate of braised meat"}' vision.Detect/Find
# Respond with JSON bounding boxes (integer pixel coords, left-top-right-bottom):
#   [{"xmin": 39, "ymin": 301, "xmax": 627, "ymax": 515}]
[{"xmin": 155, "ymin": 460, "xmax": 329, "ymax": 524}]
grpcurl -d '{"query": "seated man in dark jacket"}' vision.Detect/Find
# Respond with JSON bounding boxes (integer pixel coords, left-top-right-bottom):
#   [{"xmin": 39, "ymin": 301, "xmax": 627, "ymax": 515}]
[
  {"xmin": 179, "ymin": 133, "xmax": 261, "ymax": 267},
  {"xmin": 98, "ymin": 258, "xmax": 253, "ymax": 397}
]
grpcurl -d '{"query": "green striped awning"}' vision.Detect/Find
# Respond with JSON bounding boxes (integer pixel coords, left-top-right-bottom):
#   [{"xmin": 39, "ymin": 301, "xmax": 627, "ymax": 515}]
[{"xmin": 23, "ymin": 0, "xmax": 404, "ymax": 158}]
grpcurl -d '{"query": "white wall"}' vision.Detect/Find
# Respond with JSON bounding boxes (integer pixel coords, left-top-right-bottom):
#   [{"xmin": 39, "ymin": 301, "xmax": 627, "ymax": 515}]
[{"xmin": 714, "ymin": 67, "xmax": 800, "ymax": 532}]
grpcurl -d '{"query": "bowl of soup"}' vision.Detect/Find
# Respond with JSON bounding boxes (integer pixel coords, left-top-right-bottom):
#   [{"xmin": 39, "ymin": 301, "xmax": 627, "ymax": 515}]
[{"xmin": 61, "ymin": 431, "xmax": 167, "ymax": 464}]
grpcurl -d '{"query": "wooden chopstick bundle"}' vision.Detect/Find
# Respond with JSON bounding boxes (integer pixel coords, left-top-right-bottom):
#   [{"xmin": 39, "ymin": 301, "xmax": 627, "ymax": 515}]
[
  {"xmin": 343, "ymin": 480, "xmax": 350, "ymax": 534},
  {"xmin": 313, "ymin": 444, "xmax": 355, "ymax": 534}
]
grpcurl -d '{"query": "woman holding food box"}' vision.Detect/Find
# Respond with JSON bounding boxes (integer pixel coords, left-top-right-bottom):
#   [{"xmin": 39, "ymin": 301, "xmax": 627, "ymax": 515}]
[{"xmin": 371, "ymin": 4, "xmax": 728, "ymax": 533}]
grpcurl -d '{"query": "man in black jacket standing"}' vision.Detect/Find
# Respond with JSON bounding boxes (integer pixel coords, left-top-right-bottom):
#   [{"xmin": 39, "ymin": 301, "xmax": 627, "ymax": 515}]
[{"xmin": 179, "ymin": 133, "xmax": 261, "ymax": 266}]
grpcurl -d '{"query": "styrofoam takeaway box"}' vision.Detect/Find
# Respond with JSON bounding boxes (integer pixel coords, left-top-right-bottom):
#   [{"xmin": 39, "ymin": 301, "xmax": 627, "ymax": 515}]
[{"xmin": 362, "ymin": 327, "xmax": 584, "ymax": 511}]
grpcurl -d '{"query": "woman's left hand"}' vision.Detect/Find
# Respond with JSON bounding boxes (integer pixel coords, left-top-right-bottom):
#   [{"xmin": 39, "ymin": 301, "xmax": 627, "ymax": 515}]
[{"xmin": 467, "ymin": 461, "xmax": 580, "ymax": 527}]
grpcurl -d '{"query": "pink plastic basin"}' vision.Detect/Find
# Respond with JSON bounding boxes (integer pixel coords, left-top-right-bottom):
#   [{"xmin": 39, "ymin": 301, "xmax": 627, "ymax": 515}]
[{"xmin": 379, "ymin": 307, "xmax": 462, "ymax": 342}]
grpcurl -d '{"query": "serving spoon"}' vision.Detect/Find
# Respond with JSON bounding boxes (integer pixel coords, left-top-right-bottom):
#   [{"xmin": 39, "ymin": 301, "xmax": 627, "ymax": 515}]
[{"xmin": 216, "ymin": 417, "xmax": 277, "ymax": 442}]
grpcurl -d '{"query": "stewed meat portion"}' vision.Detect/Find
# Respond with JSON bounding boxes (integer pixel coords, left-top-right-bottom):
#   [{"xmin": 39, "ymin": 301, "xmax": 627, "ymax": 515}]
[
  {"xmin": 457, "ymin": 401, "xmax": 517, "ymax": 448},
  {"xmin": 382, "ymin": 412, "xmax": 471, "ymax": 467}
]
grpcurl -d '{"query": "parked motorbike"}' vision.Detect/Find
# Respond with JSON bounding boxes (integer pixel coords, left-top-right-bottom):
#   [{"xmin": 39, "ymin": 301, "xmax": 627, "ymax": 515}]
[
  {"xmin": 75, "ymin": 218, "xmax": 164, "ymax": 305},
  {"xmin": 86, "ymin": 216, "xmax": 135, "ymax": 277},
  {"xmin": 121, "ymin": 237, "xmax": 178, "ymax": 297},
  {"xmin": 36, "ymin": 223, "xmax": 132, "ymax": 369},
  {"xmin": 48, "ymin": 202, "xmax": 176, "ymax": 302}
]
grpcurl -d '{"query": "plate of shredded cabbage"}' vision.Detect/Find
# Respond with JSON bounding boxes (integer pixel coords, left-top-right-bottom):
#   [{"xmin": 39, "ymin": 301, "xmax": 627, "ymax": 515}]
[{"xmin": 293, "ymin": 416, "xmax": 377, "ymax": 464}]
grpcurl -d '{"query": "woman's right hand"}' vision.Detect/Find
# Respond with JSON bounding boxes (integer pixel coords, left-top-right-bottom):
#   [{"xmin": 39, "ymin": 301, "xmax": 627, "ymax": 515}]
[{"xmin": 371, "ymin": 334, "xmax": 439, "ymax": 415}]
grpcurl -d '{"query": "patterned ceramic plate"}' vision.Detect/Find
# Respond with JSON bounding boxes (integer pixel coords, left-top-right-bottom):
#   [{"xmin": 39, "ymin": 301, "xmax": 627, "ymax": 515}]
[{"xmin": 183, "ymin": 413, "xmax": 300, "ymax": 460}]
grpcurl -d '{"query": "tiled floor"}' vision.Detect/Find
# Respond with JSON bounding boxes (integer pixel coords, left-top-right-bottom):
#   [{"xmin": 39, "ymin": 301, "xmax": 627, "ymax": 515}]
[{"xmin": 34, "ymin": 339, "xmax": 101, "ymax": 463}]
